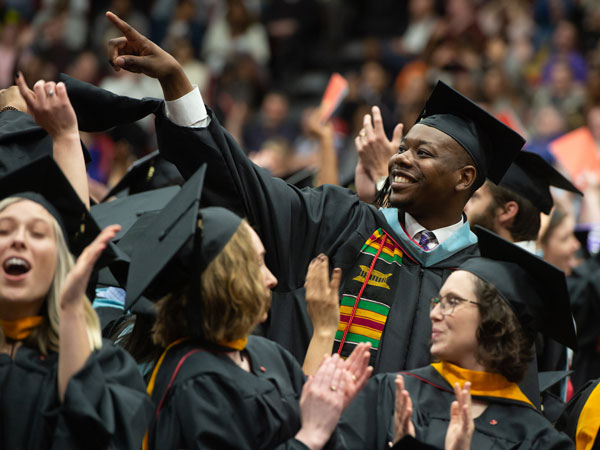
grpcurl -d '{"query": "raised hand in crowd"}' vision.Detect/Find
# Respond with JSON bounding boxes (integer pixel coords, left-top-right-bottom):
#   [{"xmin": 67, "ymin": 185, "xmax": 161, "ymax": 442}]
[
  {"xmin": 303, "ymin": 254, "xmax": 342, "ymax": 375},
  {"xmin": 445, "ymin": 382, "xmax": 474, "ymax": 450},
  {"xmin": 15, "ymin": 72, "xmax": 89, "ymax": 207},
  {"xmin": 0, "ymin": 85, "xmax": 27, "ymax": 113},
  {"xmin": 355, "ymin": 106, "xmax": 403, "ymax": 204},
  {"xmin": 307, "ymin": 109, "xmax": 339, "ymax": 186},
  {"xmin": 296, "ymin": 353, "xmax": 351, "ymax": 450},
  {"xmin": 105, "ymin": 11, "xmax": 192, "ymax": 101},
  {"xmin": 58, "ymin": 224, "xmax": 121, "ymax": 402}
]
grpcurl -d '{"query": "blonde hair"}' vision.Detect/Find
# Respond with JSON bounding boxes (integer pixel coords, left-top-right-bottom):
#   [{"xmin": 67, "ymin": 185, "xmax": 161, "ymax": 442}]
[
  {"xmin": 0, "ymin": 197, "xmax": 102, "ymax": 355},
  {"xmin": 153, "ymin": 220, "xmax": 270, "ymax": 347}
]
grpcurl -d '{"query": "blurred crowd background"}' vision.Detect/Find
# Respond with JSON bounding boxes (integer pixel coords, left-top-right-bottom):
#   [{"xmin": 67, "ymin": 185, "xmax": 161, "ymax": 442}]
[{"xmin": 3, "ymin": 0, "xmax": 600, "ymax": 226}]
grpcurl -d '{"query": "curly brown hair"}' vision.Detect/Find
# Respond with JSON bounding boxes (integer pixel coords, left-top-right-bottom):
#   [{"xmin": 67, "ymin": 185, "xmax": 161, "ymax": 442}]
[
  {"xmin": 152, "ymin": 221, "xmax": 270, "ymax": 348},
  {"xmin": 473, "ymin": 277, "xmax": 535, "ymax": 383}
]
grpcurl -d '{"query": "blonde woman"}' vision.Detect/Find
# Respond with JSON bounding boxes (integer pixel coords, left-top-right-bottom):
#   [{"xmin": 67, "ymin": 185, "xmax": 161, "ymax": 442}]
[{"xmin": 0, "ymin": 73, "xmax": 151, "ymax": 449}]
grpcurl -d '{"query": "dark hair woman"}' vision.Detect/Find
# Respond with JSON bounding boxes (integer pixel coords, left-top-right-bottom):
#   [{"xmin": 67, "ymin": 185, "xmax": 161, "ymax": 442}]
[{"xmin": 339, "ymin": 227, "xmax": 577, "ymax": 450}]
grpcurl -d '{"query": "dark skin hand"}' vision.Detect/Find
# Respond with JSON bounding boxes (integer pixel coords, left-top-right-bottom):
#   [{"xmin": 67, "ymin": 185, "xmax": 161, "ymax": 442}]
[{"xmin": 105, "ymin": 11, "xmax": 193, "ymax": 101}]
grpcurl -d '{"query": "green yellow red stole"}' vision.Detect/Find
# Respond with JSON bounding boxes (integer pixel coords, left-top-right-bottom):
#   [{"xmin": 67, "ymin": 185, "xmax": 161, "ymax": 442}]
[{"xmin": 333, "ymin": 228, "xmax": 404, "ymax": 364}]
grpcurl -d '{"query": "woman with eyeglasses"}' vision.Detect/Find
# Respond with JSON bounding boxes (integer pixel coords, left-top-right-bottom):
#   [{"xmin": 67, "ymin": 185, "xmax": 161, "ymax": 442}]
[{"xmin": 338, "ymin": 227, "xmax": 576, "ymax": 449}]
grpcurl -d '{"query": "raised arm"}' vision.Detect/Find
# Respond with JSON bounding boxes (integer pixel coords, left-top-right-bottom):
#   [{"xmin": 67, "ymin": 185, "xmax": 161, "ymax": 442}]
[
  {"xmin": 106, "ymin": 11, "xmax": 192, "ymax": 101},
  {"xmin": 303, "ymin": 254, "xmax": 342, "ymax": 375},
  {"xmin": 15, "ymin": 73, "xmax": 90, "ymax": 208},
  {"xmin": 355, "ymin": 106, "xmax": 402, "ymax": 204},
  {"xmin": 58, "ymin": 224, "xmax": 121, "ymax": 401}
]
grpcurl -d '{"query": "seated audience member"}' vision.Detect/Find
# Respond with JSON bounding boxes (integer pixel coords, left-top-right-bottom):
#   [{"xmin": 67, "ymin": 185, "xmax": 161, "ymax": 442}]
[
  {"xmin": 339, "ymin": 227, "xmax": 576, "ymax": 450},
  {"xmin": 123, "ymin": 168, "xmax": 371, "ymax": 449},
  {"xmin": 101, "ymin": 11, "xmax": 525, "ymax": 374}
]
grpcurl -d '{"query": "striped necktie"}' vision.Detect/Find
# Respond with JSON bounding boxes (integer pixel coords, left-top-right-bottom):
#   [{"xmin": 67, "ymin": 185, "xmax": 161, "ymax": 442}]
[{"xmin": 418, "ymin": 230, "xmax": 437, "ymax": 250}]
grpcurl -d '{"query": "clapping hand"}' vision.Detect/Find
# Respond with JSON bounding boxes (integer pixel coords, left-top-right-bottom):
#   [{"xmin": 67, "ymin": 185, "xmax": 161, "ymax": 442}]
[
  {"xmin": 445, "ymin": 382, "xmax": 474, "ymax": 450},
  {"xmin": 60, "ymin": 225, "xmax": 121, "ymax": 312},
  {"xmin": 393, "ymin": 374, "xmax": 416, "ymax": 444}
]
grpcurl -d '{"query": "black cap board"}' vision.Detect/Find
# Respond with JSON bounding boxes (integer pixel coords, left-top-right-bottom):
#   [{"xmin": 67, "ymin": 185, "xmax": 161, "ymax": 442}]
[
  {"xmin": 103, "ymin": 151, "xmax": 184, "ymax": 200},
  {"xmin": 92, "ymin": 185, "xmax": 180, "ymax": 241},
  {"xmin": 458, "ymin": 226, "xmax": 577, "ymax": 349},
  {"xmin": 0, "ymin": 155, "xmax": 100, "ymax": 256},
  {"xmin": 0, "ymin": 109, "xmax": 91, "ymax": 171},
  {"xmin": 499, "ymin": 150, "xmax": 582, "ymax": 214},
  {"xmin": 539, "ymin": 370, "xmax": 572, "ymax": 393},
  {"xmin": 124, "ymin": 164, "xmax": 245, "ymax": 310},
  {"xmin": 417, "ymin": 81, "xmax": 525, "ymax": 188}
]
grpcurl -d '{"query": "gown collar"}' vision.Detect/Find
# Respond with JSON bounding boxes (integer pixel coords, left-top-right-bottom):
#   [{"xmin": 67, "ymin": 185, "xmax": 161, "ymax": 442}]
[
  {"xmin": 431, "ymin": 361, "xmax": 534, "ymax": 408},
  {"xmin": 380, "ymin": 208, "xmax": 477, "ymax": 267}
]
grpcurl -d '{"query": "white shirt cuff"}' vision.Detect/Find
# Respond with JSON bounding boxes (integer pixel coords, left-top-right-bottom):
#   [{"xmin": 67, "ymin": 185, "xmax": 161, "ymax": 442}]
[{"xmin": 164, "ymin": 85, "xmax": 210, "ymax": 128}]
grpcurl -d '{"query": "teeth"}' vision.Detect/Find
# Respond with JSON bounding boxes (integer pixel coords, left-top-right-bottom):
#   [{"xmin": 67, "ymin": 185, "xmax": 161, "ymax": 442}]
[
  {"xmin": 4, "ymin": 257, "xmax": 29, "ymax": 269},
  {"xmin": 394, "ymin": 176, "xmax": 411, "ymax": 183}
]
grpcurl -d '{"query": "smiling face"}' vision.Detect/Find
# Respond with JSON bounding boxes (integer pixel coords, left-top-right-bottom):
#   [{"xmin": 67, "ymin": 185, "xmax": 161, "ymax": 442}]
[
  {"xmin": 430, "ymin": 270, "xmax": 484, "ymax": 371},
  {"xmin": 0, "ymin": 199, "xmax": 58, "ymax": 320},
  {"xmin": 388, "ymin": 124, "xmax": 475, "ymax": 225}
]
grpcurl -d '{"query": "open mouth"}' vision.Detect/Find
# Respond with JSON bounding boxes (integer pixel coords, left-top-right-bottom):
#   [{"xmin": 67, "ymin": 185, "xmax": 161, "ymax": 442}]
[
  {"xmin": 393, "ymin": 175, "xmax": 415, "ymax": 184},
  {"xmin": 3, "ymin": 257, "xmax": 31, "ymax": 276}
]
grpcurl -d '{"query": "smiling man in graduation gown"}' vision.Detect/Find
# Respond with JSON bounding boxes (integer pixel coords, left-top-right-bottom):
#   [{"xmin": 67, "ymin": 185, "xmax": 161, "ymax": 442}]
[{"xmin": 96, "ymin": 12, "xmax": 526, "ymax": 373}]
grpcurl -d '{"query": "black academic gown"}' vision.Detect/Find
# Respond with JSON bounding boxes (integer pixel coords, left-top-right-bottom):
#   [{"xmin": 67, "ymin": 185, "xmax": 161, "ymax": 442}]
[
  {"xmin": 338, "ymin": 364, "xmax": 575, "ymax": 450},
  {"xmin": 556, "ymin": 378, "xmax": 600, "ymax": 449},
  {"xmin": 567, "ymin": 257, "xmax": 600, "ymax": 391},
  {"xmin": 154, "ymin": 109, "xmax": 479, "ymax": 373},
  {"xmin": 146, "ymin": 335, "xmax": 342, "ymax": 450},
  {"xmin": 0, "ymin": 338, "xmax": 152, "ymax": 450}
]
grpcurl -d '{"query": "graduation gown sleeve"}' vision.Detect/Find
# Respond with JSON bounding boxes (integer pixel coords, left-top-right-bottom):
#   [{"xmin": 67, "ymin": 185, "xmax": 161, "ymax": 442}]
[
  {"xmin": 51, "ymin": 340, "xmax": 152, "ymax": 450},
  {"xmin": 154, "ymin": 108, "xmax": 372, "ymax": 291}
]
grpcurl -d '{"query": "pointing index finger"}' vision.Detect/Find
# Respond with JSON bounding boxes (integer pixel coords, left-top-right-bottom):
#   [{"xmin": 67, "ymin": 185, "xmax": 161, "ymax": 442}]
[{"xmin": 106, "ymin": 11, "xmax": 140, "ymax": 40}]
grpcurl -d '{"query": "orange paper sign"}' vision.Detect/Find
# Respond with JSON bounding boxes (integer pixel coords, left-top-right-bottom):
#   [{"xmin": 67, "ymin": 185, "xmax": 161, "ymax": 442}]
[
  {"xmin": 319, "ymin": 73, "xmax": 348, "ymax": 123},
  {"xmin": 549, "ymin": 127, "xmax": 600, "ymax": 190}
]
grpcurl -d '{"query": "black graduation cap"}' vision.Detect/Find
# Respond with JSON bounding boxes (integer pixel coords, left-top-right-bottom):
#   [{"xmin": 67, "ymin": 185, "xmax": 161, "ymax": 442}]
[
  {"xmin": 0, "ymin": 109, "xmax": 91, "ymax": 172},
  {"xmin": 417, "ymin": 81, "xmax": 525, "ymax": 187},
  {"xmin": 0, "ymin": 155, "xmax": 100, "ymax": 256},
  {"xmin": 103, "ymin": 151, "xmax": 184, "ymax": 200},
  {"xmin": 59, "ymin": 73, "xmax": 161, "ymax": 132},
  {"xmin": 499, "ymin": 150, "xmax": 582, "ymax": 214},
  {"xmin": 539, "ymin": 370, "xmax": 572, "ymax": 393},
  {"xmin": 458, "ymin": 226, "xmax": 577, "ymax": 349},
  {"xmin": 92, "ymin": 185, "xmax": 180, "ymax": 241},
  {"xmin": 124, "ymin": 164, "xmax": 244, "ymax": 310}
]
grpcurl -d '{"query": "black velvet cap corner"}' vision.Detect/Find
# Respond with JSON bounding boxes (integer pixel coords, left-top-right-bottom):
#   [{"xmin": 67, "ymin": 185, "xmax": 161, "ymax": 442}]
[
  {"xmin": 124, "ymin": 164, "xmax": 244, "ymax": 310},
  {"xmin": 0, "ymin": 155, "xmax": 100, "ymax": 256},
  {"xmin": 458, "ymin": 226, "xmax": 577, "ymax": 349},
  {"xmin": 499, "ymin": 150, "xmax": 582, "ymax": 215},
  {"xmin": 417, "ymin": 81, "xmax": 525, "ymax": 187},
  {"xmin": 103, "ymin": 151, "xmax": 184, "ymax": 200},
  {"xmin": 92, "ymin": 185, "xmax": 180, "ymax": 241},
  {"xmin": 0, "ymin": 109, "xmax": 91, "ymax": 170}
]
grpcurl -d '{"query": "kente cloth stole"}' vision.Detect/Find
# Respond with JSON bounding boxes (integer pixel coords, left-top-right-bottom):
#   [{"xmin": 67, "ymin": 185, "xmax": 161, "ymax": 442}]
[{"xmin": 333, "ymin": 228, "xmax": 403, "ymax": 364}]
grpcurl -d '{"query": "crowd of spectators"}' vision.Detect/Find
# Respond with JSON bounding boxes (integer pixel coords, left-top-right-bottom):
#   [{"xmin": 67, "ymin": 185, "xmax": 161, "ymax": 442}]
[{"xmin": 3, "ymin": 0, "xmax": 600, "ymax": 221}]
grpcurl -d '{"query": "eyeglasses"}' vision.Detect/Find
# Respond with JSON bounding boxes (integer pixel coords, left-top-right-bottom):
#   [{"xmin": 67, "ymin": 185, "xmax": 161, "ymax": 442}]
[{"xmin": 430, "ymin": 295, "xmax": 479, "ymax": 316}]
